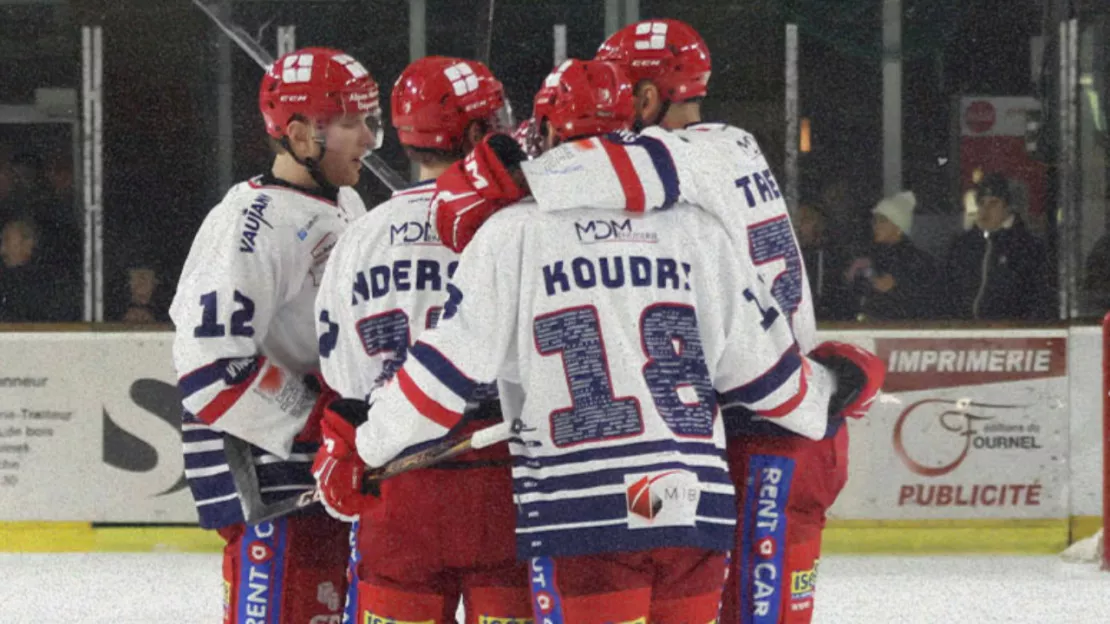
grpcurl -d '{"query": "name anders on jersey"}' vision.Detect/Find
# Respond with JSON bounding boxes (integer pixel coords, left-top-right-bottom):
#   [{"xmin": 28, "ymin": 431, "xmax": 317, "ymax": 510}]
[
  {"xmin": 573, "ymin": 217, "xmax": 658, "ymax": 245},
  {"xmin": 239, "ymin": 194, "xmax": 274, "ymax": 253},
  {"xmin": 351, "ymin": 259, "xmax": 459, "ymax": 305}
]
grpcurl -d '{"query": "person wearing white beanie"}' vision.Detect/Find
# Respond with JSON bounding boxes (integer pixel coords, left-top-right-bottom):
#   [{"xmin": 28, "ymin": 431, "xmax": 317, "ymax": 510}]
[
  {"xmin": 844, "ymin": 190, "xmax": 942, "ymax": 319},
  {"xmin": 872, "ymin": 190, "xmax": 916, "ymax": 240}
]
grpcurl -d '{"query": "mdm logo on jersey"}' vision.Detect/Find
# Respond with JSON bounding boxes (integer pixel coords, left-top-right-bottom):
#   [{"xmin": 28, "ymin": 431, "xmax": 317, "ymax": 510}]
[
  {"xmin": 390, "ymin": 220, "xmax": 441, "ymax": 246},
  {"xmin": 573, "ymin": 218, "xmax": 658, "ymax": 244}
]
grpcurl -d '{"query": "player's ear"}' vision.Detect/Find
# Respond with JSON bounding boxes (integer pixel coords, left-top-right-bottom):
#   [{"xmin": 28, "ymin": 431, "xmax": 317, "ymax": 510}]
[
  {"xmin": 285, "ymin": 118, "xmax": 315, "ymax": 158},
  {"xmin": 634, "ymin": 81, "xmax": 663, "ymax": 126}
]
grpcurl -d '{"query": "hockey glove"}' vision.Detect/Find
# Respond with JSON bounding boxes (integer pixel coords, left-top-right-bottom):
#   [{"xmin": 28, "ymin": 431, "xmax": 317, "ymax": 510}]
[
  {"xmin": 432, "ymin": 133, "xmax": 528, "ymax": 253},
  {"xmin": 512, "ymin": 117, "xmax": 544, "ymax": 158},
  {"xmin": 311, "ymin": 398, "xmax": 372, "ymax": 522},
  {"xmin": 809, "ymin": 341, "xmax": 885, "ymax": 420}
]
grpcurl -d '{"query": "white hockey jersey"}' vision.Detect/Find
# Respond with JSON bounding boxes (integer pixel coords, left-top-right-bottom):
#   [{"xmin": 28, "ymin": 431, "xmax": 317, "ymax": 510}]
[
  {"xmin": 170, "ymin": 175, "xmax": 365, "ymax": 528},
  {"xmin": 521, "ymin": 124, "xmax": 816, "ymax": 353},
  {"xmin": 316, "ymin": 180, "xmax": 463, "ymax": 402},
  {"xmin": 355, "ymin": 201, "xmax": 831, "ymax": 559}
]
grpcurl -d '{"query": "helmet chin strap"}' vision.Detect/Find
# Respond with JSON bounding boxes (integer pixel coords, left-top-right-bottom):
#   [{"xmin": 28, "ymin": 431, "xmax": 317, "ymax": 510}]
[{"xmin": 279, "ymin": 126, "xmax": 337, "ymax": 192}]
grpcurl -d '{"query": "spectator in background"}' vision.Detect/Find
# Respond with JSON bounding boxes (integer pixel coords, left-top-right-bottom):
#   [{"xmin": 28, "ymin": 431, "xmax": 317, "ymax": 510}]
[
  {"xmin": 0, "ymin": 152, "xmax": 81, "ymax": 273},
  {"xmin": 844, "ymin": 191, "xmax": 941, "ymax": 320},
  {"xmin": 945, "ymin": 173, "xmax": 1054, "ymax": 320},
  {"xmin": 120, "ymin": 266, "xmax": 166, "ymax": 323},
  {"xmin": 794, "ymin": 201, "xmax": 853, "ymax": 320},
  {"xmin": 0, "ymin": 217, "xmax": 78, "ymax": 322}
]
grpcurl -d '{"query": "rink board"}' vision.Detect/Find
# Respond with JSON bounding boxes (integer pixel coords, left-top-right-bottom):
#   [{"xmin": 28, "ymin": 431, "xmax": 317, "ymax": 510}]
[
  {"xmin": 0, "ymin": 333, "xmax": 196, "ymax": 524},
  {"xmin": 0, "ymin": 329, "xmax": 1103, "ymax": 553}
]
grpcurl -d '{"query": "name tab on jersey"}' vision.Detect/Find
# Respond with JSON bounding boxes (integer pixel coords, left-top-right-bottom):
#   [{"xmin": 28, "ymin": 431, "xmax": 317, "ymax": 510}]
[
  {"xmin": 734, "ymin": 169, "xmax": 783, "ymax": 209},
  {"xmin": 239, "ymin": 194, "xmax": 274, "ymax": 253},
  {"xmin": 351, "ymin": 259, "xmax": 458, "ymax": 305},
  {"xmin": 542, "ymin": 255, "xmax": 691, "ymax": 297}
]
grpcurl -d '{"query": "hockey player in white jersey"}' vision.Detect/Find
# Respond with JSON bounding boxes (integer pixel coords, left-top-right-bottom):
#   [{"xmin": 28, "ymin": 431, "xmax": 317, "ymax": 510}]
[
  {"xmin": 169, "ymin": 47, "xmax": 376, "ymax": 623},
  {"xmin": 431, "ymin": 20, "xmax": 885, "ymax": 624},
  {"xmin": 309, "ymin": 56, "xmax": 533, "ymax": 623}
]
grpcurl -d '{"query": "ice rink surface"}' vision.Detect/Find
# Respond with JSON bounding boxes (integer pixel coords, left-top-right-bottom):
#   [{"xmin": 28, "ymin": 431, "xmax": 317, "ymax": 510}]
[{"xmin": 1, "ymin": 553, "xmax": 1108, "ymax": 623}]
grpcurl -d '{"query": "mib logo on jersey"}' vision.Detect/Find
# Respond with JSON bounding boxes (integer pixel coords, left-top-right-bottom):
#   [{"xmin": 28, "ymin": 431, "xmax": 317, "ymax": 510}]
[
  {"xmin": 390, "ymin": 221, "xmax": 441, "ymax": 246},
  {"xmin": 623, "ymin": 469, "xmax": 700, "ymax": 529},
  {"xmin": 574, "ymin": 218, "xmax": 657, "ymax": 245},
  {"xmin": 240, "ymin": 194, "xmax": 274, "ymax": 253}
]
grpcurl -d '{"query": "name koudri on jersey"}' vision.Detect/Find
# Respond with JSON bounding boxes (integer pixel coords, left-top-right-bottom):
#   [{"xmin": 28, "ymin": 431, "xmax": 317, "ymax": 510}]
[
  {"xmin": 170, "ymin": 175, "xmax": 365, "ymax": 528},
  {"xmin": 520, "ymin": 122, "xmax": 827, "ymax": 439},
  {"xmin": 352, "ymin": 201, "xmax": 829, "ymax": 559}
]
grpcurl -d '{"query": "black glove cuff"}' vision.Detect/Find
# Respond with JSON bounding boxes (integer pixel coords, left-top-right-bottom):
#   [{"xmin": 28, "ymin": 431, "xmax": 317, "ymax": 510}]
[
  {"xmin": 360, "ymin": 476, "xmax": 381, "ymax": 497},
  {"xmin": 487, "ymin": 133, "xmax": 527, "ymax": 170},
  {"xmin": 327, "ymin": 398, "xmax": 370, "ymax": 428},
  {"xmin": 810, "ymin": 353, "xmax": 863, "ymax": 417}
]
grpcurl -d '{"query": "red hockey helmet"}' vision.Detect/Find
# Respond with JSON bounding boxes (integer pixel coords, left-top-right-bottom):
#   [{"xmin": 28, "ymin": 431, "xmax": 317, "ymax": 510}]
[
  {"xmin": 595, "ymin": 19, "xmax": 711, "ymax": 102},
  {"xmin": 391, "ymin": 56, "xmax": 506, "ymax": 151},
  {"xmin": 259, "ymin": 47, "xmax": 382, "ymax": 148},
  {"xmin": 533, "ymin": 60, "xmax": 635, "ymax": 141}
]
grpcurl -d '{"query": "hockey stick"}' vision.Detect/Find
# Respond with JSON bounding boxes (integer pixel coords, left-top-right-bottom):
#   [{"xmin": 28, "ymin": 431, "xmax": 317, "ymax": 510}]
[
  {"xmin": 190, "ymin": 0, "xmax": 407, "ymax": 192},
  {"xmin": 474, "ymin": 0, "xmax": 495, "ymax": 66},
  {"xmin": 223, "ymin": 435, "xmax": 274, "ymax": 525},
  {"xmin": 243, "ymin": 419, "xmax": 516, "ymax": 525}
]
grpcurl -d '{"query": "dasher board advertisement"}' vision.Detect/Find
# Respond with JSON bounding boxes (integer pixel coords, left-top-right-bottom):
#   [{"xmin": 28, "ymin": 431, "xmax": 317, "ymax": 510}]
[
  {"xmin": 826, "ymin": 330, "xmax": 1069, "ymax": 521},
  {"xmin": 0, "ymin": 334, "xmax": 197, "ymax": 523},
  {"xmin": 0, "ymin": 330, "xmax": 1082, "ymax": 525}
]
